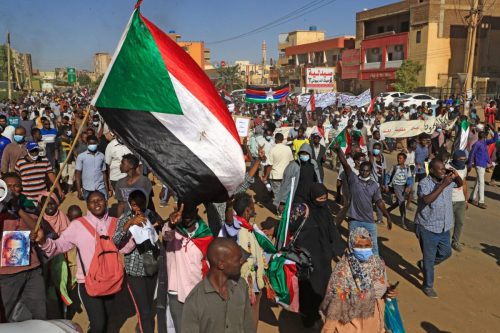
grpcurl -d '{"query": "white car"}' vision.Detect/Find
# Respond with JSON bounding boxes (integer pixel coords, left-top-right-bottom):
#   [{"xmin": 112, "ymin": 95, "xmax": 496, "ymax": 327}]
[
  {"xmin": 377, "ymin": 92, "xmax": 406, "ymax": 106},
  {"xmin": 394, "ymin": 93, "xmax": 439, "ymax": 107}
]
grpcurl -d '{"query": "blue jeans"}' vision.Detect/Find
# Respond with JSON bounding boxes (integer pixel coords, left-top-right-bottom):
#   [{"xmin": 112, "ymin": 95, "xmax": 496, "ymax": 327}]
[
  {"xmin": 349, "ymin": 220, "xmax": 379, "ymax": 255},
  {"xmin": 415, "ymin": 224, "xmax": 452, "ymax": 288},
  {"xmin": 83, "ymin": 188, "xmax": 107, "ymax": 200}
]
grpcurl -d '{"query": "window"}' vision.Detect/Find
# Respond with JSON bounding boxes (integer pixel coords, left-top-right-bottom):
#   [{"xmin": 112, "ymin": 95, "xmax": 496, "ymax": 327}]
[
  {"xmin": 416, "ymin": 30, "xmax": 421, "ymax": 43},
  {"xmin": 401, "ymin": 21, "xmax": 410, "ymax": 32},
  {"xmin": 378, "ymin": 26, "xmax": 385, "ymax": 34}
]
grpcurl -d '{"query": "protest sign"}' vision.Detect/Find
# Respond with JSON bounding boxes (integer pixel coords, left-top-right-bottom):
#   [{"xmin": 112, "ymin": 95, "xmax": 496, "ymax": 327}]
[
  {"xmin": 1, "ymin": 231, "xmax": 30, "ymax": 267},
  {"xmin": 234, "ymin": 117, "xmax": 251, "ymax": 138},
  {"xmin": 306, "ymin": 67, "xmax": 335, "ymax": 90},
  {"xmin": 380, "ymin": 117, "xmax": 457, "ymax": 138}
]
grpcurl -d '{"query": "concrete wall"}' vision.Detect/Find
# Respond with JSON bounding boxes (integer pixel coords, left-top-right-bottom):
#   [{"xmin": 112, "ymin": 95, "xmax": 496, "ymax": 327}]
[{"xmin": 178, "ymin": 42, "xmax": 205, "ymax": 69}]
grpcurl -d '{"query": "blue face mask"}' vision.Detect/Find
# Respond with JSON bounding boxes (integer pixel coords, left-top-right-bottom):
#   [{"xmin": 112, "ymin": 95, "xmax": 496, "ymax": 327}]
[
  {"xmin": 88, "ymin": 144, "xmax": 98, "ymax": 152},
  {"xmin": 14, "ymin": 135, "xmax": 24, "ymax": 143},
  {"xmin": 299, "ymin": 154, "xmax": 310, "ymax": 162},
  {"xmin": 353, "ymin": 247, "xmax": 373, "ymax": 261},
  {"xmin": 372, "ymin": 149, "xmax": 381, "ymax": 156}
]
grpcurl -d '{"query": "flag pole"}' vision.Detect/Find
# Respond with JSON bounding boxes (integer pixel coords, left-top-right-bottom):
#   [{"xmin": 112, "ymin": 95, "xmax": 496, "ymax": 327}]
[{"xmin": 34, "ymin": 107, "xmax": 91, "ymax": 233}]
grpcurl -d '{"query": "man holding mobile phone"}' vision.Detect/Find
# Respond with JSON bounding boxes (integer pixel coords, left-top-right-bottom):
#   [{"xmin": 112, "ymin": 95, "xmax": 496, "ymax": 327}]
[{"xmin": 414, "ymin": 158, "xmax": 463, "ymax": 298}]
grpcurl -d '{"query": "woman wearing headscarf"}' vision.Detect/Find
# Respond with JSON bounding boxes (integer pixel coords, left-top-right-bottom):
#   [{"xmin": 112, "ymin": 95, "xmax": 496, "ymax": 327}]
[
  {"xmin": 38, "ymin": 191, "xmax": 70, "ymax": 239},
  {"xmin": 320, "ymin": 227, "xmax": 397, "ymax": 333},
  {"xmin": 289, "ymin": 183, "xmax": 343, "ymax": 328}
]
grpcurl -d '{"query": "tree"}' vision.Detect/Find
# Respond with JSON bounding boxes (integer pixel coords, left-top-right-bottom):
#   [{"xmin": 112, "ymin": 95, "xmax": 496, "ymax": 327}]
[
  {"xmin": 215, "ymin": 65, "xmax": 244, "ymax": 91},
  {"xmin": 90, "ymin": 74, "xmax": 104, "ymax": 92},
  {"xmin": 393, "ymin": 60, "xmax": 423, "ymax": 93},
  {"xmin": 78, "ymin": 73, "xmax": 91, "ymax": 86}
]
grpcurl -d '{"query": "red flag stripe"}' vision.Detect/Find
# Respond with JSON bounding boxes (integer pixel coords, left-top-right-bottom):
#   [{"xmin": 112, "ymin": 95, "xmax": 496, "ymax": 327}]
[
  {"xmin": 245, "ymin": 87, "xmax": 289, "ymax": 95},
  {"xmin": 140, "ymin": 14, "xmax": 239, "ymax": 143}
]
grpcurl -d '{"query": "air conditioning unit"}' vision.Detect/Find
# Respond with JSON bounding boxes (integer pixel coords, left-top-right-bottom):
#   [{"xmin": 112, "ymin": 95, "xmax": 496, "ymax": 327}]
[{"xmin": 395, "ymin": 45, "xmax": 403, "ymax": 52}]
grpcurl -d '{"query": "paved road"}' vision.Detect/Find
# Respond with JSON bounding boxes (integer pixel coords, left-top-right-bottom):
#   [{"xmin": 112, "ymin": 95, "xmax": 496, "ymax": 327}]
[{"xmin": 62, "ymin": 152, "xmax": 500, "ymax": 333}]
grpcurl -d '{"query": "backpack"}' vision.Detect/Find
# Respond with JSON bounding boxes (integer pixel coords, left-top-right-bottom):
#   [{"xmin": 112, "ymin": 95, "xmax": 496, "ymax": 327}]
[{"xmin": 77, "ymin": 217, "xmax": 124, "ymax": 297}]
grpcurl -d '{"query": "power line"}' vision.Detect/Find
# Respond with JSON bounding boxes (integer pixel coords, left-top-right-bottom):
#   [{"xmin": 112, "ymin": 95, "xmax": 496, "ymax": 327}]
[{"xmin": 206, "ymin": 0, "xmax": 338, "ymax": 45}]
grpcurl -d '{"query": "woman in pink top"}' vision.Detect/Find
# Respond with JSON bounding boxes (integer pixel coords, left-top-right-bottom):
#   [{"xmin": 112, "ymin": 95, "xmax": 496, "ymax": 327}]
[{"xmin": 33, "ymin": 191, "xmax": 125, "ymax": 333}]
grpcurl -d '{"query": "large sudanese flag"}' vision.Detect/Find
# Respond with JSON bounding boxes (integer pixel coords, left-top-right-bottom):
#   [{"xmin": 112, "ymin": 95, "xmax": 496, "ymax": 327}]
[{"xmin": 92, "ymin": 4, "xmax": 245, "ymax": 204}]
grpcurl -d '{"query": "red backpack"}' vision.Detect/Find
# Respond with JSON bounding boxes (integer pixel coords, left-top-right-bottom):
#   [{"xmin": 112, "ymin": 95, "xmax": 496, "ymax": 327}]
[{"xmin": 77, "ymin": 217, "xmax": 124, "ymax": 297}]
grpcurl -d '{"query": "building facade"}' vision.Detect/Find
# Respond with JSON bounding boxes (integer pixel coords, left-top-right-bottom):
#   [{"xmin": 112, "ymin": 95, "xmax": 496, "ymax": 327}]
[
  {"xmin": 356, "ymin": 0, "xmax": 500, "ymax": 96},
  {"xmin": 93, "ymin": 52, "xmax": 112, "ymax": 78},
  {"xmin": 278, "ymin": 34, "xmax": 355, "ymax": 92}
]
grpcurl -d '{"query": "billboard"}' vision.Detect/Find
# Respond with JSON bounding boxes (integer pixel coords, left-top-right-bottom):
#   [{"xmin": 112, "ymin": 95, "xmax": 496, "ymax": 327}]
[
  {"xmin": 306, "ymin": 67, "xmax": 335, "ymax": 91},
  {"xmin": 341, "ymin": 49, "xmax": 360, "ymax": 79}
]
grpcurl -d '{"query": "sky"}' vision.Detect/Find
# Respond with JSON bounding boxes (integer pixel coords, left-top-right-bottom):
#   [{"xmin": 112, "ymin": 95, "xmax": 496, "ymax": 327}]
[{"xmin": 0, "ymin": 0, "xmax": 393, "ymax": 71}]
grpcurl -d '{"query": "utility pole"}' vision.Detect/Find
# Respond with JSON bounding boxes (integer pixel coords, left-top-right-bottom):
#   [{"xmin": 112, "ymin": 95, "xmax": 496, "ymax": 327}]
[
  {"xmin": 6, "ymin": 32, "xmax": 12, "ymax": 100},
  {"xmin": 463, "ymin": 0, "xmax": 485, "ymax": 114},
  {"xmin": 261, "ymin": 40, "xmax": 266, "ymax": 84}
]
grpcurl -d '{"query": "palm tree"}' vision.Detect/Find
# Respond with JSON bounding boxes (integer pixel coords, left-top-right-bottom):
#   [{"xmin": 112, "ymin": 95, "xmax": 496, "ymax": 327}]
[{"xmin": 215, "ymin": 64, "xmax": 244, "ymax": 91}]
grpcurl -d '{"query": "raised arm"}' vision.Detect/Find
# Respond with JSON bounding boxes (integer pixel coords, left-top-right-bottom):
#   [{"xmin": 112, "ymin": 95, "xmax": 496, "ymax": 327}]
[{"xmin": 334, "ymin": 144, "xmax": 352, "ymax": 177}]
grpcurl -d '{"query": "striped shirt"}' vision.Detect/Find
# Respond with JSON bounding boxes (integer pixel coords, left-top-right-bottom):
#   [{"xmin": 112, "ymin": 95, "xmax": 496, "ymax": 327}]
[{"xmin": 15, "ymin": 156, "xmax": 53, "ymax": 200}]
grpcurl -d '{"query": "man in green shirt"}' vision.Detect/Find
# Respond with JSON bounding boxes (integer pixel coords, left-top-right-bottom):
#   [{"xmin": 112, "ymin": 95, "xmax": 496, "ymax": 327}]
[{"xmin": 180, "ymin": 238, "xmax": 255, "ymax": 333}]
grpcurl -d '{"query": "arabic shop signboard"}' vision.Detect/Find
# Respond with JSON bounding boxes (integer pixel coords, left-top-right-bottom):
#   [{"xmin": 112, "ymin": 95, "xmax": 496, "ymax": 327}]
[{"xmin": 306, "ymin": 67, "xmax": 335, "ymax": 91}]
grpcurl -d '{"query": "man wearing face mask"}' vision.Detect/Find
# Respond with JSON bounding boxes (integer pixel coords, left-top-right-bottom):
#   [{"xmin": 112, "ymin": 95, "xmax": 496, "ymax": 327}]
[
  {"xmin": 162, "ymin": 203, "xmax": 214, "ymax": 332},
  {"xmin": 220, "ymin": 193, "xmax": 266, "ymax": 329},
  {"xmin": 414, "ymin": 158, "xmax": 463, "ymax": 298},
  {"xmin": 287, "ymin": 119, "xmax": 302, "ymax": 143},
  {"xmin": 75, "ymin": 135, "xmax": 110, "ymax": 201},
  {"xmin": 14, "ymin": 141, "xmax": 64, "ymax": 201},
  {"xmin": 255, "ymin": 128, "xmax": 275, "ymax": 168},
  {"xmin": 445, "ymin": 150, "xmax": 468, "ymax": 252},
  {"xmin": 335, "ymin": 143, "xmax": 392, "ymax": 255},
  {"xmin": 40, "ymin": 119, "xmax": 58, "ymax": 168},
  {"xmin": 275, "ymin": 143, "xmax": 321, "ymax": 213}
]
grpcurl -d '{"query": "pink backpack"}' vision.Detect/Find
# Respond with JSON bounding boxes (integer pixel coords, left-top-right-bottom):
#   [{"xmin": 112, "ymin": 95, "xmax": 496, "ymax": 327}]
[{"xmin": 77, "ymin": 217, "xmax": 124, "ymax": 297}]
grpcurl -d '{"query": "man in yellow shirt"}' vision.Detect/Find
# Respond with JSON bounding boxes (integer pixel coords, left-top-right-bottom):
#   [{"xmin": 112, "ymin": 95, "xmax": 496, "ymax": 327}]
[{"xmin": 292, "ymin": 127, "xmax": 309, "ymax": 158}]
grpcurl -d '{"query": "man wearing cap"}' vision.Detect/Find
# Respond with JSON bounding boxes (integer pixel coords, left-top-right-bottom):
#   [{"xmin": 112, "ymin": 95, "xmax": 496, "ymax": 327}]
[{"xmin": 14, "ymin": 141, "xmax": 64, "ymax": 201}]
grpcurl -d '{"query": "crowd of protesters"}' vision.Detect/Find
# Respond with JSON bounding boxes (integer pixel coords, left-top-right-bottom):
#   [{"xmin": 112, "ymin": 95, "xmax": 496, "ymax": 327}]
[{"xmin": 0, "ymin": 88, "xmax": 498, "ymax": 333}]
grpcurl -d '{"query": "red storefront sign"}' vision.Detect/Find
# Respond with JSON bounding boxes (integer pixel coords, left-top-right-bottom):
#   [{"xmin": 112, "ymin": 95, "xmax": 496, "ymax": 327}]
[{"xmin": 340, "ymin": 49, "xmax": 360, "ymax": 80}]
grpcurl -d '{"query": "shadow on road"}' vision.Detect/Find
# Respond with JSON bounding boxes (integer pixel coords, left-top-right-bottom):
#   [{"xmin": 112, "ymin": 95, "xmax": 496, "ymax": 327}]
[
  {"xmin": 485, "ymin": 190, "xmax": 500, "ymax": 201},
  {"xmin": 378, "ymin": 237, "xmax": 423, "ymax": 289},
  {"xmin": 480, "ymin": 242, "xmax": 500, "ymax": 266},
  {"xmin": 421, "ymin": 321, "xmax": 452, "ymax": 333}
]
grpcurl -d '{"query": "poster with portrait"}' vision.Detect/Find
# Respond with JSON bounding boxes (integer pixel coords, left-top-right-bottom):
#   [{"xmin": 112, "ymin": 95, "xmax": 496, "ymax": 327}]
[{"xmin": 1, "ymin": 231, "xmax": 30, "ymax": 267}]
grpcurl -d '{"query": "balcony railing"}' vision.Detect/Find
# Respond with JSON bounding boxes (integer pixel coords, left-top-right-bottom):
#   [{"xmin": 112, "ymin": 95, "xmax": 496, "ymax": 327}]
[
  {"xmin": 364, "ymin": 62, "xmax": 381, "ymax": 70},
  {"xmin": 386, "ymin": 60, "xmax": 403, "ymax": 68}
]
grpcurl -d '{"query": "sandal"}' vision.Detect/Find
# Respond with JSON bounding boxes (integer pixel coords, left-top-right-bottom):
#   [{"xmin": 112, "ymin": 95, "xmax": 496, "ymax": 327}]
[{"xmin": 478, "ymin": 203, "xmax": 487, "ymax": 209}]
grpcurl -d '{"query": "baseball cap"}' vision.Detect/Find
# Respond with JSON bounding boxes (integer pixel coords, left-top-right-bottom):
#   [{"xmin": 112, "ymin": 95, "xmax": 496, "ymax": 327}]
[
  {"xmin": 26, "ymin": 141, "xmax": 39, "ymax": 152},
  {"xmin": 452, "ymin": 150, "xmax": 467, "ymax": 159}
]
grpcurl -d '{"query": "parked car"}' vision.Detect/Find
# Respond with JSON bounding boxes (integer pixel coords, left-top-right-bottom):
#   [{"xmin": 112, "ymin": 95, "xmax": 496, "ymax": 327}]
[
  {"xmin": 377, "ymin": 91, "xmax": 406, "ymax": 106},
  {"xmin": 394, "ymin": 93, "xmax": 439, "ymax": 107}
]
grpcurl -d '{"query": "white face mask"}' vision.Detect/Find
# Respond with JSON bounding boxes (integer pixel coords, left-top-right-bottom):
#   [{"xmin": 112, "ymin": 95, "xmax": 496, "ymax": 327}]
[
  {"xmin": 359, "ymin": 175, "xmax": 371, "ymax": 181},
  {"xmin": 28, "ymin": 153, "xmax": 39, "ymax": 160}
]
